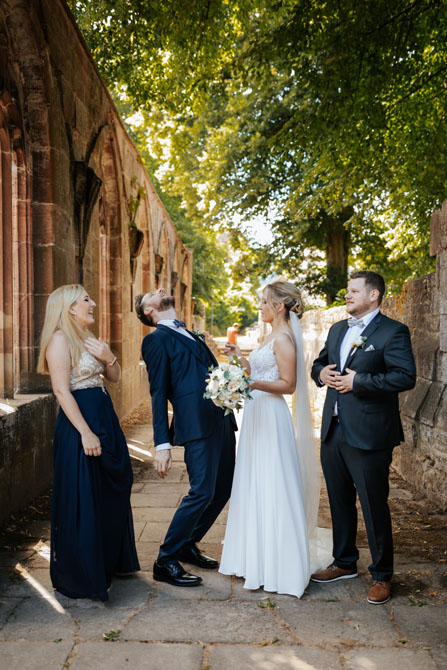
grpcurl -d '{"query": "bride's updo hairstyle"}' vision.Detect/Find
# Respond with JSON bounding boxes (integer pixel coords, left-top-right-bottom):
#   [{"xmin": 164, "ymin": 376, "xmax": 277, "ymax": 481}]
[{"xmin": 263, "ymin": 280, "xmax": 304, "ymax": 320}]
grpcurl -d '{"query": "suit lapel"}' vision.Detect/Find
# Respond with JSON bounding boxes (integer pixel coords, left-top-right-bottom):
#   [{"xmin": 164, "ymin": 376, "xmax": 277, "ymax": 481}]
[
  {"xmin": 189, "ymin": 331, "xmax": 218, "ymax": 367},
  {"xmin": 157, "ymin": 324, "xmax": 214, "ymax": 367},
  {"xmin": 343, "ymin": 311, "xmax": 382, "ymax": 370},
  {"xmin": 335, "ymin": 321, "xmax": 349, "ymax": 371}
]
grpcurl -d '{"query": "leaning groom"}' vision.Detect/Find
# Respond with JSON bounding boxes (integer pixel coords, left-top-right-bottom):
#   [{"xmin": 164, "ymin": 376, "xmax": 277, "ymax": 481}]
[
  {"xmin": 135, "ymin": 289, "xmax": 237, "ymax": 587},
  {"xmin": 311, "ymin": 271, "xmax": 416, "ymax": 604}
]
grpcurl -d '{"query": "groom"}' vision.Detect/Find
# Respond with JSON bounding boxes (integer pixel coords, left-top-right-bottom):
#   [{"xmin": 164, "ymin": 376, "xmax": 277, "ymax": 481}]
[
  {"xmin": 135, "ymin": 289, "xmax": 236, "ymax": 587},
  {"xmin": 311, "ymin": 271, "xmax": 416, "ymax": 604}
]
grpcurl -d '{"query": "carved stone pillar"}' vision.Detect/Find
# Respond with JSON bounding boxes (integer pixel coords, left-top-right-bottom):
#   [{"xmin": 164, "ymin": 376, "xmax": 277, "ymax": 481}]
[{"xmin": 430, "ymin": 200, "xmax": 447, "ymax": 354}]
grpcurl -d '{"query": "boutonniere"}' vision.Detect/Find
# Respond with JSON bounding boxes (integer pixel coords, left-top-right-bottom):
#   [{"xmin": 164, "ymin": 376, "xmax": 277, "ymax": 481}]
[
  {"xmin": 351, "ymin": 335, "xmax": 367, "ymax": 351},
  {"xmin": 193, "ymin": 328, "xmax": 206, "ymax": 341}
]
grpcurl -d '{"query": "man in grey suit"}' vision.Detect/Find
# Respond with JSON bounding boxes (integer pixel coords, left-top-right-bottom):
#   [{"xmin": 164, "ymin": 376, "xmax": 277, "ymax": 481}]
[{"xmin": 311, "ymin": 271, "xmax": 416, "ymax": 604}]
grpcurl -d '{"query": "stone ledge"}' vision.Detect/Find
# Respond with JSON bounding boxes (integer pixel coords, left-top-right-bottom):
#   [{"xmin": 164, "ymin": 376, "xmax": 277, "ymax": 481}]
[
  {"xmin": 0, "ymin": 393, "xmax": 58, "ymax": 525},
  {"xmin": 0, "ymin": 393, "xmax": 54, "ymax": 417}
]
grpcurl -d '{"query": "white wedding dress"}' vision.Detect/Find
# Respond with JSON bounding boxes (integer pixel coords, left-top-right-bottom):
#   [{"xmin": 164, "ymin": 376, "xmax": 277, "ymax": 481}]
[{"xmin": 219, "ymin": 313, "xmax": 332, "ymax": 597}]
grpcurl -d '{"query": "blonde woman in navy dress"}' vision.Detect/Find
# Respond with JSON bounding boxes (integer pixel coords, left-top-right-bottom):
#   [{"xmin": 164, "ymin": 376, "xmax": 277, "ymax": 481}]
[{"xmin": 38, "ymin": 284, "xmax": 139, "ymax": 601}]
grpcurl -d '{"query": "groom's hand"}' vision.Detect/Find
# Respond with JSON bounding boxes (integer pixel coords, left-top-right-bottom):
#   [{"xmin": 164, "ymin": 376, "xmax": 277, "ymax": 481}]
[
  {"xmin": 336, "ymin": 368, "xmax": 356, "ymax": 394},
  {"xmin": 320, "ymin": 364, "xmax": 340, "ymax": 388},
  {"xmin": 154, "ymin": 449, "xmax": 172, "ymax": 478}
]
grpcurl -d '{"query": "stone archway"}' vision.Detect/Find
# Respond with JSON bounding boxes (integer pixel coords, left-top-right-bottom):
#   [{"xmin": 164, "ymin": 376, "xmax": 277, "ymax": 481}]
[
  {"xmin": 0, "ymin": 50, "xmax": 31, "ymax": 396},
  {"xmin": 139, "ymin": 193, "xmax": 155, "ymax": 294},
  {"xmin": 0, "ymin": 123, "xmax": 14, "ymax": 397},
  {"xmin": 99, "ymin": 133, "xmax": 123, "ymax": 357},
  {"xmin": 155, "ymin": 224, "xmax": 169, "ymax": 290},
  {"xmin": 171, "ymin": 240, "xmax": 180, "ymax": 306},
  {"xmin": 180, "ymin": 249, "xmax": 193, "ymax": 327}
]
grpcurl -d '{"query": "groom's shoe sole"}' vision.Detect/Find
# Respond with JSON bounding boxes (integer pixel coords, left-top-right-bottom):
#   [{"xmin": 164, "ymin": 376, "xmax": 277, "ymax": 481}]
[
  {"xmin": 310, "ymin": 565, "xmax": 358, "ymax": 583},
  {"xmin": 153, "ymin": 573, "xmax": 202, "ymax": 587}
]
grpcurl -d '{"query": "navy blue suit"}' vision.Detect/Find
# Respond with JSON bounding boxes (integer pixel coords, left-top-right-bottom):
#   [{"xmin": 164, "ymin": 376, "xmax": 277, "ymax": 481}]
[
  {"xmin": 311, "ymin": 312, "xmax": 416, "ymax": 581},
  {"xmin": 142, "ymin": 324, "xmax": 237, "ymax": 563}
]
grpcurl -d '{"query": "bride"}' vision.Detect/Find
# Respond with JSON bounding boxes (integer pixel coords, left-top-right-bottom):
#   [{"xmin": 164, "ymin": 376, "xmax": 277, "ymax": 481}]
[{"xmin": 219, "ymin": 280, "xmax": 331, "ymax": 597}]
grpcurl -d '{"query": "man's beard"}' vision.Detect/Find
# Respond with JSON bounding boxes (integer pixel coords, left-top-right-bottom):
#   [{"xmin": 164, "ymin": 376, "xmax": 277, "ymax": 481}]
[
  {"xmin": 144, "ymin": 313, "xmax": 157, "ymax": 327},
  {"xmin": 159, "ymin": 295, "xmax": 175, "ymax": 312},
  {"xmin": 346, "ymin": 301, "xmax": 369, "ymax": 317}
]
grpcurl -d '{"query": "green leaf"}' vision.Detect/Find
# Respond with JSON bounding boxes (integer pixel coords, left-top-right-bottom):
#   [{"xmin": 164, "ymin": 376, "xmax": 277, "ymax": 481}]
[
  {"xmin": 103, "ymin": 629, "xmax": 121, "ymax": 641},
  {"xmin": 257, "ymin": 597, "xmax": 276, "ymax": 609}
]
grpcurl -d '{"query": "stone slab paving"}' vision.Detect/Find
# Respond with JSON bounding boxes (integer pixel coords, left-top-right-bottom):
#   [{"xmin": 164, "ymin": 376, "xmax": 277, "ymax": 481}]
[
  {"xmin": 123, "ymin": 599, "xmax": 288, "ymax": 644},
  {"xmin": 0, "ymin": 597, "xmax": 75, "ymax": 641},
  {"xmin": 0, "ymin": 641, "xmax": 74, "ymax": 670},
  {"xmin": 0, "ymin": 427, "xmax": 446, "ymax": 669},
  {"xmin": 71, "ymin": 642, "xmax": 203, "ymax": 670},
  {"xmin": 208, "ymin": 644, "xmax": 341, "ymax": 669},
  {"xmin": 342, "ymin": 648, "xmax": 438, "ymax": 670},
  {"xmin": 390, "ymin": 605, "xmax": 447, "ymax": 646}
]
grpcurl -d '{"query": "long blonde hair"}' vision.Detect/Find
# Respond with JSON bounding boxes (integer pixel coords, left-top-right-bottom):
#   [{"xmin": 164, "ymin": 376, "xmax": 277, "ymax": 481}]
[
  {"xmin": 37, "ymin": 284, "xmax": 91, "ymax": 374},
  {"xmin": 263, "ymin": 280, "xmax": 304, "ymax": 320}
]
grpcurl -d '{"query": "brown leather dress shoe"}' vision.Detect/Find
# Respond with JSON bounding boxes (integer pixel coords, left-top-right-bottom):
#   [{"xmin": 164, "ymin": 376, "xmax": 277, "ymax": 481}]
[
  {"xmin": 310, "ymin": 564, "xmax": 358, "ymax": 583},
  {"xmin": 367, "ymin": 580, "xmax": 391, "ymax": 604}
]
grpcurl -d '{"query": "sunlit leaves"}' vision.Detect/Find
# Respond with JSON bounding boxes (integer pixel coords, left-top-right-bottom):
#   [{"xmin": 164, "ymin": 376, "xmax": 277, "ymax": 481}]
[{"xmin": 69, "ymin": 0, "xmax": 444, "ymax": 301}]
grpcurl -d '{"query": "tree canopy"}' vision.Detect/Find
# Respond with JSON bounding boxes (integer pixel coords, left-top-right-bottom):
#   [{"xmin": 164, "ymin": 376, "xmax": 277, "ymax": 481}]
[{"xmin": 69, "ymin": 0, "xmax": 447, "ymax": 304}]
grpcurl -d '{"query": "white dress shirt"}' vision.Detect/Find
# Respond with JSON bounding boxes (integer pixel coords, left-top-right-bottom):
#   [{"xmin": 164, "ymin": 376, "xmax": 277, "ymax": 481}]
[
  {"xmin": 334, "ymin": 308, "xmax": 380, "ymax": 416},
  {"xmin": 157, "ymin": 319, "xmax": 195, "ymax": 341},
  {"xmin": 155, "ymin": 319, "xmax": 196, "ymax": 451},
  {"xmin": 339, "ymin": 308, "xmax": 380, "ymax": 371}
]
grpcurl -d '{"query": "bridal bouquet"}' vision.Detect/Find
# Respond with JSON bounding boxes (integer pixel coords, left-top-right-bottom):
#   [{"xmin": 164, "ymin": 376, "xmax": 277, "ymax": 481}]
[{"xmin": 204, "ymin": 357, "xmax": 252, "ymax": 414}]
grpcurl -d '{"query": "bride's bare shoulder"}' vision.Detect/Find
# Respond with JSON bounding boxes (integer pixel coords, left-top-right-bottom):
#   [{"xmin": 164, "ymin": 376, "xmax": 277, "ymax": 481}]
[{"xmin": 273, "ymin": 329, "xmax": 295, "ymax": 350}]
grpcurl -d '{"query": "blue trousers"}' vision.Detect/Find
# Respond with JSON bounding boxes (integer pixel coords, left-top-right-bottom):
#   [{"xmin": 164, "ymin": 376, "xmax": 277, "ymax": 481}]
[{"xmin": 158, "ymin": 416, "xmax": 235, "ymax": 563}]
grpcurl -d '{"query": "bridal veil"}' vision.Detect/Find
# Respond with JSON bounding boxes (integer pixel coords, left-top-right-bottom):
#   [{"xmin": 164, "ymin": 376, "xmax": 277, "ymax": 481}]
[{"xmin": 290, "ymin": 311, "xmax": 333, "ymax": 571}]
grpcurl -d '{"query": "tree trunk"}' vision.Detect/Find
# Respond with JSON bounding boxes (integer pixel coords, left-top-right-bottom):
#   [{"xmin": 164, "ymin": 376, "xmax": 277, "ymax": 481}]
[{"xmin": 325, "ymin": 207, "xmax": 352, "ymax": 305}]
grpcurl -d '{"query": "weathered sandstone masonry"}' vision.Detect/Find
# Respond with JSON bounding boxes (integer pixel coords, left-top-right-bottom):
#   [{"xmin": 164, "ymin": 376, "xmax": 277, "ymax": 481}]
[
  {"xmin": 0, "ymin": 0, "xmax": 192, "ymax": 523},
  {"xmin": 302, "ymin": 202, "xmax": 447, "ymax": 509}
]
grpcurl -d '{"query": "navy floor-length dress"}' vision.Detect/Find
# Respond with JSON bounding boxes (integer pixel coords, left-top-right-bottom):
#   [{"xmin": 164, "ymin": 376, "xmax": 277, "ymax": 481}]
[{"xmin": 50, "ymin": 351, "xmax": 140, "ymax": 601}]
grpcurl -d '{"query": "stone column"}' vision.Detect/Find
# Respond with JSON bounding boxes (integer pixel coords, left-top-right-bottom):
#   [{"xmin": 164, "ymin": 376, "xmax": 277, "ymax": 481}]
[{"xmin": 430, "ymin": 200, "xmax": 447, "ymax": 361}]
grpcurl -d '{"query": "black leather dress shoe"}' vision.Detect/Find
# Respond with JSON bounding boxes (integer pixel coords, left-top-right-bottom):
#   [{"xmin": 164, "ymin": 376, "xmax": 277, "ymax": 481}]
[
  {"xmin": 153, "ymin": 560, "xmax": 202, "ymax": 587},
  {"xmin": 177, "ymin": 545, "xmax": 219, "ymax": 569}
]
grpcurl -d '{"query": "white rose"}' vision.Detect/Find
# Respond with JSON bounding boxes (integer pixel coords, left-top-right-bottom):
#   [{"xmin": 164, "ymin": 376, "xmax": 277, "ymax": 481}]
[
  {"xmin": 228, "ymin": 365, "xmax": 241, "ymax": 380},
  {"xmin": 208, "ymin": 380, "xmax": 220, "ymax": 395}
]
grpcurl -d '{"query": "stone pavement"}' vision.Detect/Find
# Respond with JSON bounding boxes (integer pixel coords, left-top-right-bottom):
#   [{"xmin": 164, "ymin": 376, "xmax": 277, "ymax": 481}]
[{"xmin": 0, "ymin": 417, "xmax": 446, "ymax": 670}]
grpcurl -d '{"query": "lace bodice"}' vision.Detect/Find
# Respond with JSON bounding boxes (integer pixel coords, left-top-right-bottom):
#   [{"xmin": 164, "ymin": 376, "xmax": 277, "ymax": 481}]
[
  {"xmin": 249, "ymin": 340, "xmax": 280, "ymax": 382},
  {"xmin": 70, "ymin": 350, "xmax": 105, "ymax": 391}
]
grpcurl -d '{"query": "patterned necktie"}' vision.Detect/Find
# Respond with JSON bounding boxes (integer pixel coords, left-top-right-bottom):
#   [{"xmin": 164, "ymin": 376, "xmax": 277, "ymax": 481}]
[
  {"xmin": 347, "ymin": 317, "xmax": 365, "ymax": 329},
  {"xmin": 173, "ymin": 319, "xmax": 186, "ymax": 328}
]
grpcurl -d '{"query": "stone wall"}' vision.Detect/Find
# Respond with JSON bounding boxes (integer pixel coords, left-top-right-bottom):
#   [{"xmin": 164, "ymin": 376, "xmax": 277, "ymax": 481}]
[
  {"xmin": 0, "ymin": 0, "xmax": 193, "ymax": 523},
  {"xmin": 0, "ymin": 394, "xmax": 58, "ymax": 519},
  {"xmin": 301, "ymin": 202, "xmax": 447, "ymax": 509}
]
